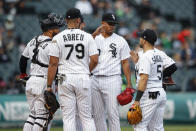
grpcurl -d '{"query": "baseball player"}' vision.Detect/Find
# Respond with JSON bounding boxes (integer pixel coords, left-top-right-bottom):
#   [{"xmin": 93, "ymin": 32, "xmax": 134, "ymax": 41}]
[
  {"xmin": 129, "ymin": 29, "xmax": 177, "ymax": 131},
  {"xmin": 91, "ymin": 13, "xmax": 133, "ymax": 131},
  {"xmin": 75, "ymin": 15, "xmax": 87, "ymax": 131},
  {"xmin": 19, "ymin": 13, "xmax": 64, "ymax": 131},
  {"xmin": 46, "ymin": 8, "xmax": 98, "ymax": 131}
]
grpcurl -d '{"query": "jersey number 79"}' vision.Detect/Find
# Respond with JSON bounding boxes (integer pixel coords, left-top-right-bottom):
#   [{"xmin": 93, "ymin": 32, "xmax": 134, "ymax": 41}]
[{"xmin": 65, "ymin": 43, "xmax": 85, "ymax": 60}]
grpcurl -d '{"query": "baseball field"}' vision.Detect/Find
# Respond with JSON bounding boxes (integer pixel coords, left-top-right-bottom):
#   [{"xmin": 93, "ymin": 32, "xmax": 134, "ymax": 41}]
[{"xmin": 0, "ymin": 125, "xmax": 196, "ymax": 131}]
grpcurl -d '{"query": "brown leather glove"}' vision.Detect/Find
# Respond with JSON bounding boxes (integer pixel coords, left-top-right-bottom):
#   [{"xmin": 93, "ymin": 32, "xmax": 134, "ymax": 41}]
[{"xmin": 127, "ymin": 103, "xmax": 142, "ymax": 125}]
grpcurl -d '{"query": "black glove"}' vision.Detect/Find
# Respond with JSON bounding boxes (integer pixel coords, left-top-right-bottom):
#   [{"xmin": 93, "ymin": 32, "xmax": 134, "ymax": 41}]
[{"xmin": 44, "ymin": 90, "xmax": 60, "ymax": 120}]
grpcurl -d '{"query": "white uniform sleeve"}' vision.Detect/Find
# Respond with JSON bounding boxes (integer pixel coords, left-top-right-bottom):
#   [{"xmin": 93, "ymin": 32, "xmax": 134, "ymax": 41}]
[
  {"xmin": 139, "ymin": 55, "xmax": 151, "ymax": 75},
  {"xmin": 22, "ymin": 39, "xmax": 34, "ymax": 58},
  {"xmin": 162, "ymin": 52, "xmax": 175, "ymax": 68},
  {"xmin": 49, "ymin": 36, "xmax": 60, "ymax": 57},
  {"xmin": 120, "ymin": 39, "xmax": 130, "ymax": 60},
  {"xmin": 88, "ymin": 35, "xmax": 98, "ymax": 56}
]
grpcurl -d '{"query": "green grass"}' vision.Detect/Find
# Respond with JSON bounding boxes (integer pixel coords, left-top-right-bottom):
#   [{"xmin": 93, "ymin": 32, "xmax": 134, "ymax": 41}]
[{"xmin": 0, "ymin": 125, "xmax": 196, "ymax": 131}]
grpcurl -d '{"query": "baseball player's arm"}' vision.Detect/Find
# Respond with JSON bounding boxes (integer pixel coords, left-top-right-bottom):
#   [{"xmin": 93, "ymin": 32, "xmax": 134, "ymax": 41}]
[
  {"xmin": 130, "ymin": 50, "xmax": 139, "ymax": 64},
  {"xmin": 121, "ymin": 59, "xmax": 132, "ymax": 88},
  {"xmin": 163, "ymin": 63, "xmax": 177, "ymax": 78},
  {"xmin": 19, "ymin": 55, "xmax": 29, "ymax": 74},
  {"xmin": 162, "ymin": 52, "xmax": 177, "ymax": 77},
  {"xmin": 19, "ymin": 41, "xmax": 31, "ymax": 78},
  {"xmin": 47, "ymin": 37, "xmax": 60, "ymax": 91},
  {"xmin": 89, "ymin": 54, "xmax": 98, "ymax": 72},
  {"xmin": 134, "ymin": 56, "xmax": 151, "ymax": 105},
  {"xmin": 47, "ymin": 56, "xmax": 59, "ymax": 88},
  {"xmin": 133, "ymin": 74, "xmax": 149, "ymax": 107},
  {"xmin": 92, "ymin": 25, "xmax": 105, "ymax": 38}
]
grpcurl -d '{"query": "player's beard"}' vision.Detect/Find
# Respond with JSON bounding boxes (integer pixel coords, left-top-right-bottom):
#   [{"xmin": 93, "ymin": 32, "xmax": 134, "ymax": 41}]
[
  {"xmin": 52, "ymin": 32, "xmax": 58, "ymax": 37},
  {"xmin": 140, "ymin": 44, "xmax": 143, "ymax": 48}
]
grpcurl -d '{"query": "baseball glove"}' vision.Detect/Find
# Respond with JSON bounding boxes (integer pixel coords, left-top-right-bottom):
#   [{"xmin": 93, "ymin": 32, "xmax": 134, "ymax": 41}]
[
  {"xmin": 44, "ymin": 90, "xmax": 60, "ymax": 118},
  {"xmin": 163, "ymin": 76, "xmax": 176, "ymax": 90},
  {"xmin": 127, "ymin": 103, "xmax": 142, "ymax": 125},
  {"xmin": 117, "ymin": 88, "xmax": 135, "ymax": 106},
  {"xmin": 18, "ymin": 73, "xmax": 30, "ymax": 86},
  {"xmin": 163, "ymin": 76, "xmax": 175, "ymax": 86}
]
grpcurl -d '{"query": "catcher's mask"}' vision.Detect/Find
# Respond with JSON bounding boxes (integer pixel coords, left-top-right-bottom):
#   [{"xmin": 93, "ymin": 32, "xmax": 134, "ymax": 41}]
[{"xmin": 40, "ymin": 13, "xmax": 65, "ymax": 32}]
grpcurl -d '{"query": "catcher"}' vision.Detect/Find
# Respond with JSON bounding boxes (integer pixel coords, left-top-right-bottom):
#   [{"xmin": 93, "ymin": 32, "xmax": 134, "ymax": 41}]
[
  {"xmin": 127, "ymin": 29, "xmax": 177, "ymax": 130},
  {"xmin": 19, "ymin": 13, "xmax": 64, "ymax": 131}
]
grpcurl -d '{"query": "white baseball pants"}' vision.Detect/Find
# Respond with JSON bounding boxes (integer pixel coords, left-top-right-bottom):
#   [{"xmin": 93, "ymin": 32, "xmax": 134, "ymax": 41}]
[
  {"xmin": 133, "ymin": 88, "xmax": 167, "ymax": 131},
  {"xmin": 23, "ymin": 76, "xmax": 48, "ymax": 131},
  {"xmin": 58, "ymin": 74, "xmax": 96, "ymax": 131},
  {"xmin": 91, "ymin": 75, "xmax": 122, "ymax": 131}
]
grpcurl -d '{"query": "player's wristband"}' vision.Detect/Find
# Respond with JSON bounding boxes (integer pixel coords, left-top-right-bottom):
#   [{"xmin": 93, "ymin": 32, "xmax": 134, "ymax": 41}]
[
  {"xmin": 47, "ymin": 85, "xmax": 52, "ymax": 88},
  {"xmin": 135, "ymin": 90, "xmax": 144, "ymax": 101}
]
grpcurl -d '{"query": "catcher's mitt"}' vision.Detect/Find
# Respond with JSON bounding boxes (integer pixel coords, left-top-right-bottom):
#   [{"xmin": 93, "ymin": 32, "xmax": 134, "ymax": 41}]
[
  {"xmin": 117, "ymin": 88, "xmax": 135, "ymax": 106},
  {"xmin": 44, "ymin": 90, "xmax": 60, "ymax": 118},
  {"xmin": 127, "ymin": 103, "xmax": 142, "ymax": 125}
]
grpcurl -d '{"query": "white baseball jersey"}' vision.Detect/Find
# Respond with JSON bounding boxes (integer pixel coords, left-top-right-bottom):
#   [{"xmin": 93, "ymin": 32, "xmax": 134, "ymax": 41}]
[
  {"xmin": 49, "ymin": 29, "xmax": 98, "ymax": 74},
  {"xmin": 22, "ymin": 35, "xmax": 52, "ymax": 76},
  {"xmin": 135, "ymin": 48, "xmax": 175, "ymax": 89},
  {"xmin": 92, "ymin": 33, "xmax": 130, "ymax": 76},
  {"xmin": 133, "ymin": 48, "xmax": 172, "ymax": 131}
]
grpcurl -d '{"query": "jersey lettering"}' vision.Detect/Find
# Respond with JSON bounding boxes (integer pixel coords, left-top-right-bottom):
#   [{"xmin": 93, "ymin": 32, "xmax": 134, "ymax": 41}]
[{"xmin": 63, "ymin": 34, "xmax": 84, "ymax": 42}]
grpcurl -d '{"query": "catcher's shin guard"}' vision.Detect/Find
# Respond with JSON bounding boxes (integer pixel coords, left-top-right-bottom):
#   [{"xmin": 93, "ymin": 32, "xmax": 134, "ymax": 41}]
[
  {"xmin": 23, "ymin": 114, "xmax": 36, "ymax": 131},
  {"xmin": 32, "ymin": 113, "xmax": 50, "ymax": 131}
]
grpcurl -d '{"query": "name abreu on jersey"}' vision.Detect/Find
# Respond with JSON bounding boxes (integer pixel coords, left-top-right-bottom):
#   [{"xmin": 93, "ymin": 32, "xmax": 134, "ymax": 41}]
[{"xmin": 49, "ymin": 29, "xmax": 98, "ymax": 75}]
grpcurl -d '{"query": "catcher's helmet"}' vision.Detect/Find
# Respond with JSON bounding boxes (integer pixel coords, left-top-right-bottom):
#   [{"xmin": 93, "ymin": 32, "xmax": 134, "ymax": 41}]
[{"xmin": 40, "ymin": 13, "xmax": 65, "ymax": 31}]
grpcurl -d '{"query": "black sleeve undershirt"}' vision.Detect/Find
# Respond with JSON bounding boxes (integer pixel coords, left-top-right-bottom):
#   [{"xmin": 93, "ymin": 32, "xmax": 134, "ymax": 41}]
[
  {"xmin": 19, "ymin": 55, "xmax": 29, "ymax": 74},
  {"xmin": 163, "ymin": 64, "xmax": 177, "ymax": 77}
]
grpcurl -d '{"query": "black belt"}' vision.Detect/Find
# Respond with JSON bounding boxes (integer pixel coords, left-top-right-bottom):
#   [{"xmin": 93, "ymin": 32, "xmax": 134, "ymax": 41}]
[
  {"xmin": 31, "ymin": 75, "xmax": 45, "ymax": 78},
  {"xmin": 148, "ymin": 91, "xmax": 160, "ymax": 99}
]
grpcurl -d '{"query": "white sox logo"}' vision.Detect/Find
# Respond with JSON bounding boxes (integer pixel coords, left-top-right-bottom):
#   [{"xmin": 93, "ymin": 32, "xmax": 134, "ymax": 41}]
[
  {"xmin": 109, "ymin": 43, "xmax": 117, "ymax": 58},
  {"xmin": 112, "ymin": 14, "xmax": 115, "ymax": 20}
]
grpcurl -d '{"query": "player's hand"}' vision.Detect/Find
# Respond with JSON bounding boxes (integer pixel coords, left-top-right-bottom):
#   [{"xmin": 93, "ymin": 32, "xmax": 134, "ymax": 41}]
[
  {"xmin": 92, "ymin": 25, "xmax": 105, "ymax": 38},
  {"xmin": 20, "ymin": 73, "xmax": 28, "ymax": 79},
  {"xmin": 47, "ymin": 87, "xmax": 53, "ymax": 93},
  {"xmin": 55, "ymin": 85, "xmax": 58, "ymax": 93},
  {"xmin": 132, "ymin": 101, "xmax": 140, "ymax": 108},
  {"xmin": 18, "ymin": 73, "xmax": 29, "ymax": 86},
  {"xmin": 130, "ymin": 50, "xmax": 139, "ymax": 64},
  {"xmin": 126, "ymin": 83, "xmax": 132, "ymax": 89}
]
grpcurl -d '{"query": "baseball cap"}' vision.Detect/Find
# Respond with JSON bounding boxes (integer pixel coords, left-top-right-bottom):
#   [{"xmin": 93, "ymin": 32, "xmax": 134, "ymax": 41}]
[
  {"xmin": 66, "ymin": 8, "xmax": 82, "ymax": 19},
  {"xmin": 137, "ymin": 29, "xmax": 157, "ymax": 45},
  {"xmin": 80, "ymin": 15, "xmax": 84, "ymax": 23},
  {"xmin": 102, "ymin": 13, "xmax": 118, "ymax": 24}
]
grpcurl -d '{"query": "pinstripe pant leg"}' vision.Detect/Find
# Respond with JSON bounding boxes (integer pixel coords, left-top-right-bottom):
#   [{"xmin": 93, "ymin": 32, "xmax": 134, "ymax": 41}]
[
  {"xmin": 92, "ymin": 76, "xmax": 107, "ymax": 131},
  {"xmin": 148, "ymin": 90, "xmax": 166, "ymax": 131},
  {"xmin": 58, "ymin": 82, "xmax": 76, "ymax": 131},
  {"xmin": 102, "ymin": 75, "xmax": 121, "ymax": 131},
  {"xmin": 133, "ymin": 89, "xmax": 166, "ymax": 131},
  {"xmin": 23, "ymin": 90, "xmax": 36, "ymax": 131},
  {"xmin": 76, "ymin": 75, "xmax": 96, "ymax": 131}
]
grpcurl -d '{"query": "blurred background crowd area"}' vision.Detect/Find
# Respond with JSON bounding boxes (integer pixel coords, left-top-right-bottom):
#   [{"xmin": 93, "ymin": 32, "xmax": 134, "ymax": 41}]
[{"xmin": 0, "ymin": 0, "xmax": 196, "ymax": 94}]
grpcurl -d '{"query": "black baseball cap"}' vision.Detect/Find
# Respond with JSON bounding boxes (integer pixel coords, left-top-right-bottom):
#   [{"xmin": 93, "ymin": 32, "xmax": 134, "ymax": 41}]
[
  {"xmin": 80, "ymin": 15, "xmax": 84, "ymax": 23},
  {"xmin": 137, "ymin": 29, "xmax": 157, "ymax": 45},
  {"xmin": 66, "ymin": 8, "xmax": 82, "ymax": 19},
  {"xmin": 102, "ymin": 13, "xmax": 118, "ymax": 24}
]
